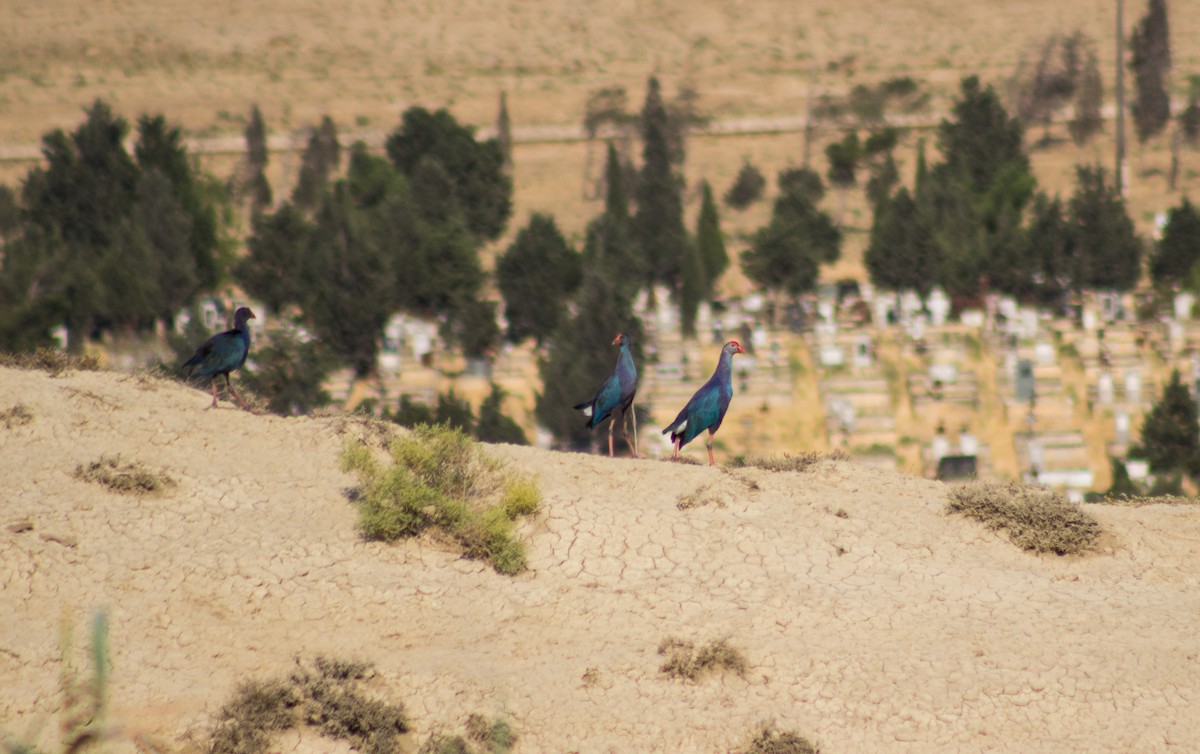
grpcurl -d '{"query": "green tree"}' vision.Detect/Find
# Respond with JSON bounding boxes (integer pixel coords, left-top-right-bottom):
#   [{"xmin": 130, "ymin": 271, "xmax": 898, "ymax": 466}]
[
  {"xmin": 863, "ymin": 128, "xmax": 900, "ymax": 207},
  {"xmin": 1139, "ymin": 371, "xmax": 1200, "ymax": 478},
  {"xmin": 385, "ymin": 106, "xmax": 512, "ymax": 241},
  {"xmin": 240, "ymin": 104, "xmax": 272, "ymax": 216},
  {"xmin": 475, "ymin": 383, "xmax": 528, "ymax": 445},
  {"xmin": 695, "ymin": 180, "xmax": 728, "ymax": 292},
  {"xmin": 1067, "ymin": 165, "xmax": 1141, "ymax": 291},
  {"xmin": 741, "ymin": 167, "xmax": 840, "ymax": 301},
  {"xmin": 238, "ymin": 203, "xmax": 312, "ymax": 314},
  {"xmin": 292, "ymin": 116, "xmax": 341, "ymax": 212},
  {"xmin": 583, "ymin": 143, "xmax": 642, "ymax": 297},
  {"xmin": 1151, "ymin": 197, "xmax": 1200, "ymax": 287},
  {"xmin": 864, "ymin": 188, "xmax": 940, "ymax": 296},
  {"xmin": 435, "ymin": 388, "xmax": 476, "ymax": 433},
  {"xmin": 631, "ymin": 76, "xmax": 689, "ymax": 294},
  {"xmin": 678, "ymin": 239, "xmax": 705, "ymax": 338},
  {"xmin": 724, "ymin": 161, "xmax": 766, "ymax": 210},
  {"xmin": 496, "ymin": 213, "xmax": 583, "ymax": 345},
  {"xmin": 1070, "ymin": 49, "xmax": 1105, "ymax": 145},
  {"xmin": 1129, "ymin": 0, "xmax": 1172, "ymax": 144},
  {"xmin": 302, "ymin": 181, "xmax": 394, "ymax": 378},
  {"xmin": 536, "ymin": 267, "xmax": 643, "ymax": 450},
  {"xmin": 135, "ymin": 114, "xmax": 221, "ymax": 293},
  {"xmin": 1020, "ymin": 192, "xmax": 1075, "ymax": 305},
  {"xmin": 238, "ymin": 328, "xmax": 334, "ymax": 416}
]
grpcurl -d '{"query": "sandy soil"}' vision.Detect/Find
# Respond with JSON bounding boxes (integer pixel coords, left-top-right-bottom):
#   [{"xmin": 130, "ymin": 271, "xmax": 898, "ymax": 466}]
[{"xmin": 3, "ymin": 364, "xmax": 1200, "ymax": 752}]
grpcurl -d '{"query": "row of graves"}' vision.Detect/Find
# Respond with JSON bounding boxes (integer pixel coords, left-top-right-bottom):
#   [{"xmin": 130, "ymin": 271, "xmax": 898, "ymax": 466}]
[{"xmin": 811, "ymin": 286, "xmax": 900, "ymax": 470}]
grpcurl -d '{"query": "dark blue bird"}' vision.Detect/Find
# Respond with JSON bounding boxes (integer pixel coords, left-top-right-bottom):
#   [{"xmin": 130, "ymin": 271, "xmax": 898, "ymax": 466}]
[
  {"xmin": 183, "ymin": 306, "xmax": 256, "ymax": 410},
  {"xmin": 662, "ymin": 340, "xmax": 746, "ymax": 465},
  {"xmin": 574, "ymin": 332, "xmax": 639, "ymax": 457}
]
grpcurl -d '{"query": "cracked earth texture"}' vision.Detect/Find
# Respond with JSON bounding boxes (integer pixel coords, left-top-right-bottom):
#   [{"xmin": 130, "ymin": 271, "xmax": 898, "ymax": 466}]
[{"xmin": 2, "ymin": 366, "xmax": 1199, "ymax": 752}]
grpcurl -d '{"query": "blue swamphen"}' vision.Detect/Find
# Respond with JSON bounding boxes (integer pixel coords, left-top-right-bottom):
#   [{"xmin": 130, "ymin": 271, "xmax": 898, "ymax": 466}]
[
  {"xmin": 574, "ymin": 332, "xmax": 639, "ymax": 457},
  {"xmin": 662, "ymin": 340, "xmax": 746, "ymax": 465},
  {"xmin": 183, "ymin": 306, "xmax": 256, "ymax": 410}
]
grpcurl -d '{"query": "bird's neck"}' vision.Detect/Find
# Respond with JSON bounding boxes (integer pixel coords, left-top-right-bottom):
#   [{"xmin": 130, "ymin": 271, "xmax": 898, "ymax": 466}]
[{"xmin": 713, "ymin": 351, "xmax": 733, "ymax": 383}]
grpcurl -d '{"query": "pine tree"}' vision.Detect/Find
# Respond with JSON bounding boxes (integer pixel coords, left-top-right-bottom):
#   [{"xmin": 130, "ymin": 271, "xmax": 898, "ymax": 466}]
[
  {"xmin": 475, "ymin": 383, "xmax": 528, "ymax": 445},
  {"xmin": 1068, "ymin": 165, "xmax": 1140, "ymax": 291},
  {"xmin": 1070, "ymin": 49, "xmax": 1105, "ymax": 145},
  {"xmin": 1139, "ymin": 371, "xmax": 1200, "ymax": 478},
  {"xmin": 239, "ymin": 203, "xmax": 312, "ymax": 314},
  {"xmin": 694, "ymin": 180, "xmax": 728, "ymax": 293},
  {"xmin": 631, "ymin": 76, "xmax": 689, "ymax": 294},
  {"xmin": 496, "ymin": 213, "xmax": 583, "ymax": 345},
  {"xmin": 242, "ymin": 105, "xmax": 272, "ymax": 216},
  {"xmin": 724, "ymin": 161, "xmax": 766, "ymax": 210},
  {"xmin": 292, "ymin": 116, "xmax": 341, "ymax": 211},
  {"xmin": 741, "ymin": 168, "xmax": 840, "ymax": 301},
  {"xmin": 1151, "ymin": 197, "xmax": 1200, "ymax": 287},
  {"xmin": 864, "ymin": 188, "xmax": 940, "ymax": 296},
  {"xmin": 496, "ymin": 91, "xmax": 514, "ymax": 170},
  {"xmin": 1129, "ymin": 0, "xmax": 1172, "ymax": 144},
  {"xmin": 385, "ymin": 106, "xmax": 512, "ymax": 241}
]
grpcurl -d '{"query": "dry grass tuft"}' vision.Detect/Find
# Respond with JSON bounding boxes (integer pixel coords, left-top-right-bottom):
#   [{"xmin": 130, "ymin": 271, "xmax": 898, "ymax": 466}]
[
  {"xmin": 0, "ymin": 349, "xmax": 101, "ymax": 376},
  {"xmin": 1, "ymin": 403, "xmax": 33, "ymax": 428},
  {"xmin": 675, "ymin": 483, "xmax": 725, "ymax": 510},
  {"xmin": 726, "ymin": 450, "xmax": 849, "ymax": 473},
  {"xmin": 73, "ymin": 456, "xmax": 175, "ymax": 496},
  {"xmin": 658, "ymin": 636, "xmax": 748, "ymax": 681},
  {"xmin": 743, "ymin": 723, "xmax": 821, "ymax": 754},
  {"xmin": 1101, "ymin": 494, "xmax": 1200, "ymax": 507},
  {"xmin": 946, "ymin": 480, "xmax": 1101, "ymax": 555},
  {"xmin": 210, "ymin": 657, "xmax": 407, "ymax": 754}
]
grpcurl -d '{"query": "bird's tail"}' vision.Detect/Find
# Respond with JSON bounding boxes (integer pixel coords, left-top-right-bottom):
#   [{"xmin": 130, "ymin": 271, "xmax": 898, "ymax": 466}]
[{"xmin": 574, "ymin": 401, "xmax": 596, "ymax": 428}]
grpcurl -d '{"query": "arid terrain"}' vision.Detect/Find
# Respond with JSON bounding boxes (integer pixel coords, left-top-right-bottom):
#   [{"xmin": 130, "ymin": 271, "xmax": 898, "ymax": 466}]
[{"xmin": 3, "ymin": 364, "xmax": 1200, "ymax": 752}]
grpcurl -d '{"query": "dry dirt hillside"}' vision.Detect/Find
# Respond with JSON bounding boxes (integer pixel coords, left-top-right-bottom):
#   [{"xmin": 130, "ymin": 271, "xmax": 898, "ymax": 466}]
[{"xmin": 3, "ymin": 364, "xmax": 1200, "ymax": 753}]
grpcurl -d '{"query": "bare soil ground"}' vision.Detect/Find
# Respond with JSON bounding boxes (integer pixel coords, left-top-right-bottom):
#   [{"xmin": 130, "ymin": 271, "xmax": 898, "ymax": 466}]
[{"xmin": 3, "ymin": 365, "xmax": 1200, "ymax": 752}]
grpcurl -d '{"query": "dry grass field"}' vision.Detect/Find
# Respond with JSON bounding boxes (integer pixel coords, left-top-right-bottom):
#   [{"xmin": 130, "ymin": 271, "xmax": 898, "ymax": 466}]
[{"xmin": 4, "ymin": 0, "xmax": 1200, "ymax": 278}]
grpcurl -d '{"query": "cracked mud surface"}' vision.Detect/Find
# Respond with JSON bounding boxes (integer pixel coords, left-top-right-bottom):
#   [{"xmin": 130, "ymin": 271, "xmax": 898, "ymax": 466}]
[{"xmin": 2, "ymin": 366, "xmax": 1199, "ymax": 752}]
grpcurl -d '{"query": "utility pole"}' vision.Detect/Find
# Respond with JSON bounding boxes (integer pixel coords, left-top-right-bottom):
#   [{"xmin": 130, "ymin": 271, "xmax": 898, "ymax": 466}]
[{"xmin": 1115, "ymin": 0, "xmax": 1128, "ymax": 195}]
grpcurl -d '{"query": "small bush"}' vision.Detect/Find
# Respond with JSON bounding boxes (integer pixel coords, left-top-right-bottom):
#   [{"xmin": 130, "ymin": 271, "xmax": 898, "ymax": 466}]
[
  {"xmin": 74, "ymin": 456, "xmax": 175, "ymax": 496},
  {"xmin": 726, "ymin": 451, "xmax": 848, "ymax": 473},
  {"xmin": 658, "ymin": 637, "xmax": 748, "ymax": 681},
  {"xmin": 0, "ymin": 349, "xmax": 101, "ymax": 376},
  {"xmin": 1, "ymin": 403, "xmax": 33, "ymax": 428},
  {"xmin": 210, "ymin": 657, "xmax": 407, "ymax": 754},
  {"xmin": 342, "ymin": 424, "xmax": 540, "ymax": 575},
  {"xmin": 417, "ymin": 714, "xmax": 514, "ymax": 754},
  {"xmin": 744, "ymin": 723, "xmax": 821, "ymax": 754},
  {"xmin": 946, "ymin": 481, "xmax": 1101, "ymax": 555}
]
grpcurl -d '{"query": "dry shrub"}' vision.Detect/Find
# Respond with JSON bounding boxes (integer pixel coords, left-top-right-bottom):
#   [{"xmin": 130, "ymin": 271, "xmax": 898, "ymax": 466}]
[
  {"xmin": 743, "ymin": 723, "xmax": 821, "ymax": 754},
  {"xmin": 658, "ymin": 636, "xmax": 748, "ymax": 681},
  {"xmin": 210, "ymin": 657, "xmax": 406, "ymax": 754},
  {"xmin": 1, "ymin": 403, "xmax": 33, "ymax": 428},
  {"xmin": 0, "ymin": 349, "xmax": 101, "ymax": 376},
  {"xmin": 73, "ymin": 456, "xmax": 175, "ymax": 496},
  {"xmin": 417, "ymin": 714, "xmax": 514, "ymax": 754},
  {"xmin": 726, "ymin": 451, "xmax": 849, "ymax": 473},
  {"xmin": 676, "ymin": 482, "xmax": 724, "ymax": 510},
  {"xmin": 946, "ymin": 480, "xmax": 1101, "ymax": 555}
]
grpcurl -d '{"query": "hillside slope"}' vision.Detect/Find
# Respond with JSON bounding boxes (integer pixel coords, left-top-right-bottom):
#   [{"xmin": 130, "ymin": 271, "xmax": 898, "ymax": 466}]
[{"xmin": 2, "ymin": 365, "xmax": 1199, "ymax": 752}]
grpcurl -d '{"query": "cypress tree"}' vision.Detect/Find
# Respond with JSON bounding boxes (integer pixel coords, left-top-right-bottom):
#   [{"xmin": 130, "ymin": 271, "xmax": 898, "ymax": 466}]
[
  {"xmin": 242, "ymin": 105, "xmax": 272, "ymax": 216},
  {"xmin": 695, "ymin": 180, "xmax": 728, "ymax": 294},
  {"xmin": 1129, "ymin": 0, "xmax": 1172, "ymax": 144},
  {"xmin": 1070, "ymin": 50, "xmax": 1105, "ymax": 145},
  {"xmin": 631, "ymin": 76, "xmax": 688, "ymax": 294},
  {"xmin": 292, "ymin": 116, "xmax": 341, "ymax": 211},
  {"xmin": 1067, "ymin": 165, "xmax": 1140, "ymax": 291},
  {"xmin": 1139, "ymin": 371, "xmax": 1200, "ymax": 478},
  {"xmin": 1151, "ymin": 197, "xmax": 1200, "ymax": 287}
]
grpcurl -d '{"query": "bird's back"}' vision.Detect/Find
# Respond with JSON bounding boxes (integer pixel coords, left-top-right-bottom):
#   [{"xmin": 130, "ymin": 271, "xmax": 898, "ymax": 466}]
[{"xmin": 185, "ymin": 329, "xmax": 250, "ymax": 377}]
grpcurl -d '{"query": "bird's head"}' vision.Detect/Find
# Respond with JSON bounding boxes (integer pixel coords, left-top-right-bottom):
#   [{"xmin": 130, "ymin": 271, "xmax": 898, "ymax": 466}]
[
  {"xmin": 726, "ymin": 340, "xmax": 746, "ymax": 356},
  {"xmin": 234, "ymin": 307, "xmax": 256, "ymax": 326},
  {"xmin": 611, "ymin": 332, "xmax": 629, "ymax": 347}
]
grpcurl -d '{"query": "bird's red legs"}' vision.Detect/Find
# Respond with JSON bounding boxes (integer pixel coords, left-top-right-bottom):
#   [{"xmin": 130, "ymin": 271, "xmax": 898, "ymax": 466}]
[
  {"xmin": 208, "ymin": 380, "xmax": 220, "ymax": 409},
  {"xmin": 706, "ymin": 431, "xmax": 716, "ymax": 466},
  {"xmin": 607, "ymin": 419, "xmax": 616, "ymax": 457},
  {"xmin": 224, "ymin": 373, "xmax": 253, "ymax": 412}
]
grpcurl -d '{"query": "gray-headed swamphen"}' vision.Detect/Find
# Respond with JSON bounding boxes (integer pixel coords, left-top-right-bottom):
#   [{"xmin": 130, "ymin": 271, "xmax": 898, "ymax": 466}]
[
  {"xmin": 662, "ymin": 340, "xmax": 746, "ymax": 465},
  {"xmin": 183, "ymin": 306, "xmax": 256, "ymax": 410},
  {"xmin": 574, "ymin": 332, "xmax": 639, "ymax": 457}
]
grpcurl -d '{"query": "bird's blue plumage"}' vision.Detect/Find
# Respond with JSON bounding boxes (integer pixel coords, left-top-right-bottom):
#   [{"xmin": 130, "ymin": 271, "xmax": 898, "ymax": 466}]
[
  {"xmin": 183, "ymin": 307, "xmax": 254, "ymax": 378},
  {"xmin": 576, "ymin": 333, "xmax": 638, "ymax": 428},
  {"xmin": 663, "ymin": 341, "xmax": 740, "ymax": 448}
]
